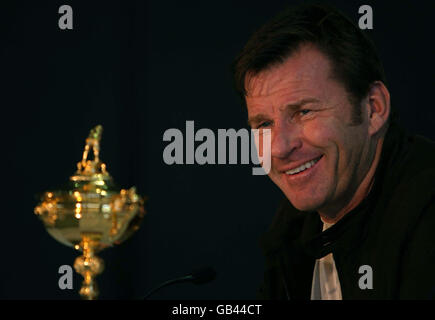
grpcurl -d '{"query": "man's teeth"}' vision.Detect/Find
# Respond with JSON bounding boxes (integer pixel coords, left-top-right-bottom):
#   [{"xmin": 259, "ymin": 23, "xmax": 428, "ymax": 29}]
[{"xmin": 285, "ymin": 157, "xmax": 321, "ymax": 175}]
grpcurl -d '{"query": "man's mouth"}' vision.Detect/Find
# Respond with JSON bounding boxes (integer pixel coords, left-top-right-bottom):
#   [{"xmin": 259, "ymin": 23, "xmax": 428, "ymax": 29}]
[{"xmin": 285, "ymin": 155, "xmax": 323, "ymax": 175}]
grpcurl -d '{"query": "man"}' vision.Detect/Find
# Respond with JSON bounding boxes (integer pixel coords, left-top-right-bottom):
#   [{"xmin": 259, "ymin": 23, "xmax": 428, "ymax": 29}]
[{"xmin": 232, "ymin": 4, "xmax": 435, "ymax": 299}]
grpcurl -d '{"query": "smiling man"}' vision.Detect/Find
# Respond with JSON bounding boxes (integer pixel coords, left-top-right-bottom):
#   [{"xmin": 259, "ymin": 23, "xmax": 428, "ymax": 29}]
[{"xmin": 233, "ymin": 4, "xmax": 435, "ymax": 299}]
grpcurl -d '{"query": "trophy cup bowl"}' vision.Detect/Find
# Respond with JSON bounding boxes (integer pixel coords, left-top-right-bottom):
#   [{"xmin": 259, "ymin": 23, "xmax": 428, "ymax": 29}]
[{"xmin": 34, "ymin": 125, "xmax": 146, "ymax": 300}]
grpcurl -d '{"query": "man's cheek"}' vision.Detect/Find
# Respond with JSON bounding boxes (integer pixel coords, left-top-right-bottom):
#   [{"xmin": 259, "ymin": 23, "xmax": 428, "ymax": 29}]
[
  {"xmin": 303, "ymin": 121, "xmax": 335, "ymax": 148},
  {"xmin": 268, "ymin": 170, "xmax": 283, "ymax": 189}
]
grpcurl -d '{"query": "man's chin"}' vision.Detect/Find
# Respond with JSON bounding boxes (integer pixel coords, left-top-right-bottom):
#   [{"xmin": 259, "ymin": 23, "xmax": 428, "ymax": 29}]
[{"xmin": 286, "ymin": 194, "xmax": 323, "ymax": 212}]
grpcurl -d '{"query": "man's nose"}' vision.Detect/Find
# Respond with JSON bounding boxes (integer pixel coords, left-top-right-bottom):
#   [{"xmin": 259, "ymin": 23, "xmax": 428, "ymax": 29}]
[{"xmin": 271, "ymin": 122, "xmax": 302, "ymax": 159}]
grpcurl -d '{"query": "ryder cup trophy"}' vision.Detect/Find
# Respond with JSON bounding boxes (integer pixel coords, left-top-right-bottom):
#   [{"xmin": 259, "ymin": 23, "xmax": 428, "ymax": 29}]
[{"xmin": 34, "ymin": 125, "xmax": 146, "ymax": 300}]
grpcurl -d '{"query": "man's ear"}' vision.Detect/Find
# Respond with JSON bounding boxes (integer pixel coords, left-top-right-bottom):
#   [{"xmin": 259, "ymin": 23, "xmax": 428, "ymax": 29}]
[{"xmin": 366, "ymin": 81, "xmax": 391, "ymax": 136}]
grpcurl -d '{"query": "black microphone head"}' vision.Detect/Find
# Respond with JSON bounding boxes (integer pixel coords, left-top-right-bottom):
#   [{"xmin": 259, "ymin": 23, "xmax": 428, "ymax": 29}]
[{"xmin": 190, "ymin": 266, "xmax": 217, "ymax": 285}]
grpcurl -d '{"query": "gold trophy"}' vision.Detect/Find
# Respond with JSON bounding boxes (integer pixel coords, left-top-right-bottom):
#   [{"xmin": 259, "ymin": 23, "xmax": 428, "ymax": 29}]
[{"xmin": 34, "ymin": 125, "xmax": 146, "ymax": 300}]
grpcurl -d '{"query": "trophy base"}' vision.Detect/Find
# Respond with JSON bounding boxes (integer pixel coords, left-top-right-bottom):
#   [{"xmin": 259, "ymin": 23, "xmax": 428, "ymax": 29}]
[{"xmin": 73, "ymin": 235, "xmax": 104, "ymax": 300}]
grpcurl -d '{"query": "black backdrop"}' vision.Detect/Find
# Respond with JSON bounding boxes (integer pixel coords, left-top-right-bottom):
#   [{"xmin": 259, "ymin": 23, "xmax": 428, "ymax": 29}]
[{"xmin": 1, "ymin": 0, "xmax": 433, "ymax": 299}]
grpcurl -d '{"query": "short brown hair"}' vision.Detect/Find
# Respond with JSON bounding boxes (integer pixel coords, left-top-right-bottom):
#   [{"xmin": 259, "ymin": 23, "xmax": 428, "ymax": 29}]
[{"xmin": 232, "ymin": 3, "xmax": 397, "ymax": 125}]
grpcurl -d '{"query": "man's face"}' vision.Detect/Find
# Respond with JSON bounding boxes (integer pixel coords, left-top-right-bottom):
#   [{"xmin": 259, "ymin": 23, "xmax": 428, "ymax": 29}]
[{"xmin": 246, "ymin": 45, "xmax": 372, "ymax": 215}]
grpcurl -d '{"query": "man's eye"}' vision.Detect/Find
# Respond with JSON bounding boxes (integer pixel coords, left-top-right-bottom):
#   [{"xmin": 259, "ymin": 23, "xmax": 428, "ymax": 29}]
[
  {"xmin": 291, "ymin": 109, "xmax": 314, "ymax": 121},
  {"xmin": 299, "ymin": 109, "xmax": 311, "ymax": 116},
  {"xmin": 258, "ymin": 121, "xmax": 272, "ymax": 128}
]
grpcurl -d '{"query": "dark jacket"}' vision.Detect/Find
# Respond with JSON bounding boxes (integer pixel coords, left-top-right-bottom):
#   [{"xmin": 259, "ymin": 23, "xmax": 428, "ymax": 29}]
[{"xmin": 258, "ymin": 121, "xmax": 435, "ymax": 299}]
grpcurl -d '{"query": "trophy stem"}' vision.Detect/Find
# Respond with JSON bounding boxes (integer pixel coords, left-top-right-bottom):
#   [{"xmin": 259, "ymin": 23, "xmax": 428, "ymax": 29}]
[{"xmin": 73, "ymin": 236, "xmax": 104, "ymax": 300}]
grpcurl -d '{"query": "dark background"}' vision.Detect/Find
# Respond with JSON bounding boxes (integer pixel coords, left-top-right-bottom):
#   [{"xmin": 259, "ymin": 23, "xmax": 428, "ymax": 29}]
[{"xmin": 0, "ymin": 0, "xmax": 433, "ymax": 299}]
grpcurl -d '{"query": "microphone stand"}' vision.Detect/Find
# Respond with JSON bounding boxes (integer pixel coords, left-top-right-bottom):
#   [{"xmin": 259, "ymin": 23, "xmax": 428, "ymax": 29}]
[{"xmin": 141, "ymin": 275, "xmax": 194, "ymax": 300}]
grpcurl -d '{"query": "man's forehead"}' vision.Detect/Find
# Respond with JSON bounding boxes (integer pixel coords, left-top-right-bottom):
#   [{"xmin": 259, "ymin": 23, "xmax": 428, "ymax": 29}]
[
  {"xmin": 244, "ymin": 45, "xmax": 333, "ymax": 98},
  {"xmin": 245, "ymin": 85, "xmax": 316, "ymax": 113}
]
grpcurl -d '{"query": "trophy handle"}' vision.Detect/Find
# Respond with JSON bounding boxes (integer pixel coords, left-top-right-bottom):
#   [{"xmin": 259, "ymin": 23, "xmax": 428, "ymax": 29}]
[{"xmin": 73, "ymin": 235, "xmax": 104, "ymax": 300}]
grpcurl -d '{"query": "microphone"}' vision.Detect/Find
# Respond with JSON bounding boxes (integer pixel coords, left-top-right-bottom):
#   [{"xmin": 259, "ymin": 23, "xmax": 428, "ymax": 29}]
[{"xmin": 140, "ymin": 266, "xmax": 217, "ymax": 299}]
